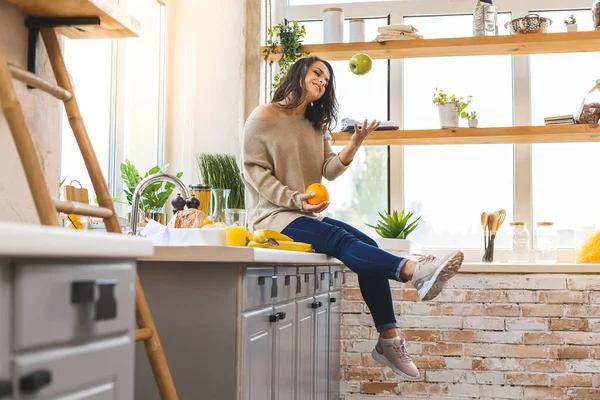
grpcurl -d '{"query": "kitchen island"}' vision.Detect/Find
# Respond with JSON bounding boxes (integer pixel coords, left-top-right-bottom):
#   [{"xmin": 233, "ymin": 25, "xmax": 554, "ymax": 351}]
[{"xmin": 136, "ymin": 246, "xmax": 344, "ymax": 400}]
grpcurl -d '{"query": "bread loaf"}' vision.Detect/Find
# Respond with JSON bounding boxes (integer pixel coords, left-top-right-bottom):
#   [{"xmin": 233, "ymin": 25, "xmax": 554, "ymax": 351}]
[{"xmin": 171, "ymin": 209, "xmax": 206, "ymax": 228}]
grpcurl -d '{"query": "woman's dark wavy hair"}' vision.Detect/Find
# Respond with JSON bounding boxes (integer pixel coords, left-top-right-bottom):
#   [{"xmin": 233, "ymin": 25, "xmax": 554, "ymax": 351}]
[{"xmin": 271, "ymin": 56, "xmax": 338, "ymax": 133}]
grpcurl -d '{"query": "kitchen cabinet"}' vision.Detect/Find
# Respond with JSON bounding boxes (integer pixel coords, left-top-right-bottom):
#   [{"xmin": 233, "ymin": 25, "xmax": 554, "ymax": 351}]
[
  {"xmin": 135, "ymin": 252, "xmax": 343, "ymax": 400},
  {"xmin": 0, "ymin": 224, "xmax": 152, "ymax": 400}
]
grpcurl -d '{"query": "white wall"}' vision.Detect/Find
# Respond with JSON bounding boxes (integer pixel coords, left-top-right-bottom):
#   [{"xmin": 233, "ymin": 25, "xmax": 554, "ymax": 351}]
[
  {"xmin": 166, "ymin": 0, "xmax": 258, "ymax": 185},
  {"xmin": 0, "ymin": 1, "xmax": 61, "ymax": 223}
]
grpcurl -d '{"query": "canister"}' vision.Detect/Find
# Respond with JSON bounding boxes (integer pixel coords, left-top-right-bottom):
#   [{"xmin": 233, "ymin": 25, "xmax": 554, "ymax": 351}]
[
  {"xmin": 349, "ymin": 19, "xmax": 365, "ymax": 42},
  {"xmin": 324, "ymin": 8, "xmax": 344, "ymax": 43},
  {"xmin": 188, "ymin": 184, "xmax": 211, "ymax": 215}
]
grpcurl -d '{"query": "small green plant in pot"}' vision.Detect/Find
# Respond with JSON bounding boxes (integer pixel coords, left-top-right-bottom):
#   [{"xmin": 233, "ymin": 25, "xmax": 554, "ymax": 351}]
[
  {"xmin": 433, "ymin": 88, "xmax": 473, "ymax": 128},
  {"xmin": 564, "ymin": 14, "xmax": 577, "ymax": 32},
  {"xmin": 463, "ymin": 110, "xmax": 479, "ymax": 128},
  {"xmin": 367, "ymin": 210, "xmax": 422, "ymax": 255}
]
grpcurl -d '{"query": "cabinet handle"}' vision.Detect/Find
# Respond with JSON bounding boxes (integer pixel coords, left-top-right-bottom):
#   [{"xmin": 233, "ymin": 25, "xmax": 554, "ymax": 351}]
[
  {"xmin": 329, "ymin": 272, "xmax": 334, "ymax": 288},
  {"xmin": 330, "ymin": 297, "xmax": 337, "ymax": 303},
  {"xmin": 342, "ymin": 270, "xmax": 347, "ymax": 284},
  {"xmin": 334, "ymin": 271, "xmax": 339, "ymax": 280},
  {"xmin": 318, "ymin": 301, "xmax": 323, "ymax": 307},
  {"xmin": 284, "ymin": 275, "xmax": 291, "ymax": 286},
  {"xmin": 0, "ymin": 380, "xmax": 12, "ymax": 398},
  {"xmin": 304, "ymin": 273, "xmax": 310, "ymax": 283},
  {"xmin": 20, "ymin": 370, "xmax": 51, "ymax": 393},
  {"xmin": 269, "ymin": 314, "xmax": 280, "ymax": 323},
  {"xmin": 277, "ymin": 312, "xmax": 286, "ymax": 320},
  {"xmin": 296, "ymin": 274, "xmax": 302, "ymax": 294},
  {"xmin": 311, "ymin": 302, "xmax": 319, "ymax": 309},
  {"xmin": 315, "ymin": 274, "xmax": 320, "ymax": 290},
  {"xmin": 258, "ymin": 276, "xmax": 278, "ymax": 298},
  {"xmin": 71, "ymin": 280, "xmax": 118, "ymax": 321},
  {"xmin": 321, "ymin": 272, "xmax": 326, "ymax": 281}
]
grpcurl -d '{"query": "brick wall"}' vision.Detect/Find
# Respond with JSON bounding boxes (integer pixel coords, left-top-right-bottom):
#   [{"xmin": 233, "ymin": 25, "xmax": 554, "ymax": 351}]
[{"xmin": 341, "ymin": 273, "xmax": 600, "ymax": 400}]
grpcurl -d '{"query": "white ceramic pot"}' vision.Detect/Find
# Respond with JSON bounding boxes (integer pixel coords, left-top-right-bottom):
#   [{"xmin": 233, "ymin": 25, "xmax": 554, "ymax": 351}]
[
  {"xmin": 437, "ymin": 102, "xmax": 459, "ymax": 128},
  {"xmin": 375, "ymin": 238, "xmax": 422, "ymax": 256},
  {"xmin": 468, "ymin": 119, "xmax": 479, "ymax": 128},
  {"xmin": 566, "ymin": 24, "xmax": 578, "ymax": 32}
]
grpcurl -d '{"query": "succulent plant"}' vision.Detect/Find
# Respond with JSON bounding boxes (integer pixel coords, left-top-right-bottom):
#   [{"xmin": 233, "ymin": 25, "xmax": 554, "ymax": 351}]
[{"xmin": 367, "ymin": 210, "xmax": 421, "ymax": 239}]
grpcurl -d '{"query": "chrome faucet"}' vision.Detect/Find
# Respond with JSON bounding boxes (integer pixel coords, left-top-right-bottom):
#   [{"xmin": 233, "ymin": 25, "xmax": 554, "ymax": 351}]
[{"xmin": 129, "ymin": 173, "xmax": 190, "ymax": 235}]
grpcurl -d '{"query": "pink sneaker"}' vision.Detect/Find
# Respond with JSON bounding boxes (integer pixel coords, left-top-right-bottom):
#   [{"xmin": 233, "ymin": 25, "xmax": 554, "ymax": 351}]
[
  {"xmin": 371, "ymin": 337, "xmax": 420, "ymax": 380},
  {"xmin": 411, "ymin": 251, "xmax": 464, "ymax": 301}
]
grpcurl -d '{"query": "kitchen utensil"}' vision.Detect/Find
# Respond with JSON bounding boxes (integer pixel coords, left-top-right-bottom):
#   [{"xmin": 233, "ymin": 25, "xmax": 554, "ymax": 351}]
[
  {"xmin": 505, "ymin": 14, "xmax": 552, "ymax": 35},
  {"xmin": 486, "ymin": 209, "xmax": 506, "ymax": 262},
  {"xmin": 473, "ymin": 0, "xmax": 498, "ymax": 36},
  {"xmin": 481, "ymin": 212, "xmax": 489, "ymax": 261}
]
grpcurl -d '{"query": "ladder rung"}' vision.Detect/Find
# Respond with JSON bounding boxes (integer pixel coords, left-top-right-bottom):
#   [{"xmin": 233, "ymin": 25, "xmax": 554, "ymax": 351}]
[
  {"xmin": 8, "ymin": 64, "xmax": 72, "ymax": 101},
  {"xmin": 135, "ymin": 328, "xmax": 154, "ymax": 342},
  {"xmin": 54, "ymin": 200, "xmax": 113, "ymax": 219}
]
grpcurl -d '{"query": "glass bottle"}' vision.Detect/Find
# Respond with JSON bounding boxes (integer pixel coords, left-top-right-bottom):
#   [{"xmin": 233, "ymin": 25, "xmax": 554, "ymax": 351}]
[
  {"xmin": 509, "ymin": 222, "xmax": 530, "ymax": 263},
  {"xmin": 535, "ymin": 222, "xmax": 558, "ymax": 263}
]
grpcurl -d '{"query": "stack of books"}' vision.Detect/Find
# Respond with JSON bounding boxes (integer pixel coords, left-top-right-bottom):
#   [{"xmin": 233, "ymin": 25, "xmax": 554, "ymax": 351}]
[{"xmin": 544, "ymin": 115, "xmax": 575, "ymax": 125}]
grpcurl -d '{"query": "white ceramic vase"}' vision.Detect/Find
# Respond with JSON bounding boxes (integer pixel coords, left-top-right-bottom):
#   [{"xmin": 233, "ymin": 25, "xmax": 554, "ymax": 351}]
[
  {"xmin": 566, "ymin": 24, "xmax": 578, "ymax": 32},
  {"xmin": 375, "ymin": 238, "xmax": 422, "ymax": 256},
  {"xmin": 468, "ymin": 119, "xmax": 479, "ymax": 128},
  {"xmin": 437, "ymin": 103, "xmax": 459, "ymax": 128}
]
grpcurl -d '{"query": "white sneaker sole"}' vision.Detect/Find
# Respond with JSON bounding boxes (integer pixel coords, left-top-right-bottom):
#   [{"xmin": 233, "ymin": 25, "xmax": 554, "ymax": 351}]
[
  {"xmin": 417, "ymin": 250, "xmax": 464, "ymax": 301},
  {"xmin": 371, "ymin": 348, "xmax": 420, "ymax": 380}
]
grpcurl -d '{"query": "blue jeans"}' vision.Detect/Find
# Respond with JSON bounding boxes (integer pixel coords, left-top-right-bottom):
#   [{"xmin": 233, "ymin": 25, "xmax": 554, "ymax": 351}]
[{"xmin": 282, "ymin": 216, "xmax": 408, "ymax": 332}]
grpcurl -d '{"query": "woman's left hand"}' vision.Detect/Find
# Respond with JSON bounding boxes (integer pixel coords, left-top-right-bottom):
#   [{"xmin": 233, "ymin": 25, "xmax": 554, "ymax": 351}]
[{"xmin": 351, "ymin": 119, "xmax": 381, "ymax": 146}]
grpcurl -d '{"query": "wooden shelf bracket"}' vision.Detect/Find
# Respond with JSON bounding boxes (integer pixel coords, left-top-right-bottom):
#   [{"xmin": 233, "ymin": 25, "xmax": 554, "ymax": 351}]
[{"xmin": 24, "ymin": 16, "xmax": 100, "ymax": 80}]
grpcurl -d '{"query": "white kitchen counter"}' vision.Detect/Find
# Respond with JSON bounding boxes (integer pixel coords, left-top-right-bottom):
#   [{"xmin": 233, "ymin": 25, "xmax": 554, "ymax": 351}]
[
  {"xmin": 0, "ymin": 222, "xmax": 153, "ymax": 259},
  {"xmin": 141, "ymin": 245, "xmax": 342, "ymax": 264}
]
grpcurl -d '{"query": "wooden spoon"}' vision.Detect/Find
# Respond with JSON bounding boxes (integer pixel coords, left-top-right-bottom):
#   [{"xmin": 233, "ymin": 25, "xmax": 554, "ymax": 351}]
[
  {"xmin": 486, "ymin": 211, "xmax": 500, "ymax": 262},
  {"xmin": 481, "ymin": 212, "xmax": 489, "ymax": 261}
]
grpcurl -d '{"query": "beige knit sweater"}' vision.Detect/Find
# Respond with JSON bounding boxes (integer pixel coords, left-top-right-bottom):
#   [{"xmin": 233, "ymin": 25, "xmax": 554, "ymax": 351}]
[{"xmin": 242, "ymin": 114, "xmax": 349, "ymax": 232}]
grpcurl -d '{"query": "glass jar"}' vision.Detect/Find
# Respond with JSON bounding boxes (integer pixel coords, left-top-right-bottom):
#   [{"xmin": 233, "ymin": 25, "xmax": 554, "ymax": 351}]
[
  {"xmin": 188, "ymin": 184, "xmax": 211, "ymax": 215},
  {"xmin": 535, "ymin": 222, "xmax": 558, "ymax": 263},
  {"xmin": 509, "ymin": 222, "xmax": 530, "ymax": 263},
  {"xmin": 594, "ymin": 0, "xmax": 600, "ymax": 30}
]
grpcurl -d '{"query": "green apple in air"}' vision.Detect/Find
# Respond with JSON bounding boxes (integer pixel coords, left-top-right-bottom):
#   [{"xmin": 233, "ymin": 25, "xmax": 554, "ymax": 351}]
[{"xmin": 349, "ymin": 53, "xmax": 373, "ymax": 75}]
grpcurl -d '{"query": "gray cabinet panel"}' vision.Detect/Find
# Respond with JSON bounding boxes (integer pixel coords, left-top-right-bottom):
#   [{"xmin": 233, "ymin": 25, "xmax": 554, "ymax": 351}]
[
  {"xmin": 330, "ymin": 266, "xmax": 343, "ymax": 290},
  {"xmin": 13, "ymin": 262, "xmax": 135, "ymax": 351},
  {"xmin": 243, "ymin": 267, "xmax": 275, "ymax": 311},
  {"xmin": 56, "ymin": 382, "xmax": 115, "ymax": 399},
  {"xmin": 273, "ymin": 302, "xmax": 296, "ymax": 400},
  {"xmin": 242, "ymin": 307, "xmax": 274, "ymax": 400},
  {"xmin": 315, "ymin": 267, "xmax": 330, "ymax": 295},
  {"xmin": 314, "ymin": 294, "xmax": 329, "ymax": 400},
  {"xmin": 296, "ymin": 297, "xmax": 315, "ymax": 400},
  {"xmin": 328, "ymin": 291, "xmax": 341, "ymax": 400},
  {"xmin": 13, "ymin": 336, "xmax": 133, "ymax": 400},
  {"xmin": 297, "ymin": 267, "xmax": 315, "ymax": 299},
  {"xmin": 275, "ymin": 267, "xmax": 299, "ymax": 304},
  {"xmin": 0, "ymin": 263, "xmax": 10, "ymax": 398}
]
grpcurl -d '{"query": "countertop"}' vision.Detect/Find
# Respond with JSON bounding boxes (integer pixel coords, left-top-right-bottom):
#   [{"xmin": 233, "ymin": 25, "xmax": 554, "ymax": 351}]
[
  {"xmin": 140, "ymin": 245, "xmax": 342, "ymax": 264},
  {"xmin": 0, "ymin": 222, "xmax": 153, "ymax": 259}
]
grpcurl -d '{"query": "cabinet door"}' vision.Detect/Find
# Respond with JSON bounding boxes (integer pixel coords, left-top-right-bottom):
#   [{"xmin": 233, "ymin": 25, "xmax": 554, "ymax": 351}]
[
  {"xmin": 314, "ymin": 294, "xmax": 329, "ymax": 400},
  {"xmin": 242, "ymin": 307, "xmax": 274, "ymax": 400},
  {"xmin": 328, "ymin": 291, "xmax": 341, "ymax": 400},
  {"xmin": 296, "ymin": 297, "xmax": 315, "ymax": 400},
  {"xmin": 273, "ymin": 302, "xmax": 296, "ymax": 400},
  {"xmin": 0, "ymin": 264, "xmax": 11, "ymax": 400}
]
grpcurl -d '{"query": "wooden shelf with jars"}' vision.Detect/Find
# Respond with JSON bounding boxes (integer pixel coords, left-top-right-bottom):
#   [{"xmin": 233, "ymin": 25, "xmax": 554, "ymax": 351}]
[
  {"xmin": 5, "ymin": 0, "xmax": 140, "ymax": 39},
  {"xmin": 330, "ymin": 124, "xmax": 600, "ymax": 146},
  {"xmin": 261, "ymin": 31, "xmax": 600, "ymax": 61}
]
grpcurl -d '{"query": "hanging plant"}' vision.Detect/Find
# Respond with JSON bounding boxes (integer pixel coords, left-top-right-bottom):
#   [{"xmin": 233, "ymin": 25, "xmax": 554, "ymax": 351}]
[{"xmin": 263, "ymin": 20, "xmax": 310, "ymax": 95}]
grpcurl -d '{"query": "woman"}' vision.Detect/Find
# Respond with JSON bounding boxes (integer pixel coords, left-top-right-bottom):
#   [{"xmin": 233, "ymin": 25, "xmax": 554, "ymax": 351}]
[{"xmin": 242, "ymin": 56, "xmax": 464, "ymax": 380}]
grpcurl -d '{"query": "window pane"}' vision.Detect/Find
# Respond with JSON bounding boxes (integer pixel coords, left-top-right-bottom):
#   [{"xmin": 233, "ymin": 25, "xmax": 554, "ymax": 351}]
[
  {"xmin": 402, "ymin": 14, "xmax": 514, "ymax": 249},
  {"xmin": 290, "ymin": 0, "xmax": 393, "ymax": 5},
  {"xmin": 60, "ymin": 39, "xmax": 112, "ymax": 202},
  {"xmin": 531, "ymin": 10, "xmax": 600, "ymax": 248},
  {"xmin": 301, "ymin": 19, "xmax": 388, "ymax": 234}
]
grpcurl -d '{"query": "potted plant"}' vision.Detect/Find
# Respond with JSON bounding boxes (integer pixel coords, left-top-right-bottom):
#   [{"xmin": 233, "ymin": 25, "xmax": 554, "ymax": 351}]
[
  {"xmin": 120, "ymin": 159, "xmax": 183, "ymax": 224},
  {"xmin": 366, "ymin": 210, "xmax": 422, "ymax": 255},
  {"xmin": 433, "ymin": 88, "xmax": 473, "ymax": 128},
  {"xmin": 564, "ymin": 14, "xmax": 577, "ymax": 32},
  {"xmin": 463, "ymin": 110, "xmax": 479, "ymax": 128},
  {"xmin": 263, "ymin": 20, "xmax": 310, "ymax": 95}
]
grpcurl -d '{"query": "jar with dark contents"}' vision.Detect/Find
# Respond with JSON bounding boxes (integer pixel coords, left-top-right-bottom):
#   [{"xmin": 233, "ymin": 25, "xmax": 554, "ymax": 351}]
[{"xmin": 594, "ymin": 0, "xmax": 600, "ymax": 29}]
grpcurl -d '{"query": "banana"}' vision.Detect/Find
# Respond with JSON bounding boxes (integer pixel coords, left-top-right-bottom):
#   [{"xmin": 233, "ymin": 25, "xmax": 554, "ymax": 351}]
[
  {"xmin": 253, "ymin": 229, "xmax": 293, "ymax": 244},
  {"xmin": 248, "ymin": 239, "xmax": 313, "ymax": 252}
]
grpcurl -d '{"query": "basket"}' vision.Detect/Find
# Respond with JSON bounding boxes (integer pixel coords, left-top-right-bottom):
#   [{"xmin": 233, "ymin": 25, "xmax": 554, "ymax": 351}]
[{"xmin": 504, "ymin": 14, "xmax": 552, "ymax": 34}]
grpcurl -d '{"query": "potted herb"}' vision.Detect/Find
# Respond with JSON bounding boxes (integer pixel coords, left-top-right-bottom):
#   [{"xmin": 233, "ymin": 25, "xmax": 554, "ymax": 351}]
[
  {"xmin": 433, "ymin": 88, "xmax": 473, "ymax": 128},
  {"xmin": 564, "ymin": 14, "xmax": 577, "ymax": 32},
  {"xmin": 366, "ymin": 210, "xmax": 422, "ymax": 255},
  {"xmin": 463, "ymin": 110, "xmax": 479, "ymax": 128},
  {"xmin": 263, "ymin": 20, "xmax": 310, "ymax": 94},
  {"xmin": 120, "ymin": 159, "xmax": 183, "ymax": 224}
]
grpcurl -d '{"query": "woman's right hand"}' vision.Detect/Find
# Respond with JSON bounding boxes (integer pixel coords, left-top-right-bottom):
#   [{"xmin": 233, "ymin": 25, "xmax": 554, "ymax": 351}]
[{"xmin": 300, "ymin": 193, "xmax": 329, "ymax": 213}]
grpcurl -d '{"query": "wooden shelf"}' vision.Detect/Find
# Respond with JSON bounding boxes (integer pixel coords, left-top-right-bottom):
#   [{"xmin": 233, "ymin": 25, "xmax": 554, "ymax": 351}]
[
  {"xmin": 261, "ymin": 31, "xmax": 600, "ymax": 61},
  {"xmin": 330, "ymin": 124, "xmax": 600, "ymax": 146},
  {"xmin": 6, "ymin": 0, "xmax": 140, "ymax": 39}
]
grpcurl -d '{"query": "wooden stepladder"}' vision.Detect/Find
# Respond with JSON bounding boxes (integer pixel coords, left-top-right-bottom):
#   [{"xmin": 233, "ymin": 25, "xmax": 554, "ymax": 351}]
[{"xmin": 0, "ymin": 28, "xmax": 178, "ymax": 400}]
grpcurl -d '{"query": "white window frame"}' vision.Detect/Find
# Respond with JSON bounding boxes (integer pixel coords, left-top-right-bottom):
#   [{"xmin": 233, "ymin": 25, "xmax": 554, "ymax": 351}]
[{"xmin": 276, "ymin": 0, "xmax": 593, "ymax": 261}]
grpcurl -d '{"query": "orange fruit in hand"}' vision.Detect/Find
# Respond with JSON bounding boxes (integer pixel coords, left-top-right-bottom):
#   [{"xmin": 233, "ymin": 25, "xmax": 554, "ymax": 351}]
[{"xmin": 305, "ymin": 183, "xmax": 329, "ymax": 205}]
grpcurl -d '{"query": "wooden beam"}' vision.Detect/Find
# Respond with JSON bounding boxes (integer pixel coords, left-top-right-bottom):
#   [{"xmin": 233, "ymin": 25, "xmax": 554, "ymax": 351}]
[
  {"xmin": 331, "ymin": 124, "xmax": 600, "ymax": 146},
  {"xmin": 262, "ymin": 31, "xmax": 600, "ymax": 61}
]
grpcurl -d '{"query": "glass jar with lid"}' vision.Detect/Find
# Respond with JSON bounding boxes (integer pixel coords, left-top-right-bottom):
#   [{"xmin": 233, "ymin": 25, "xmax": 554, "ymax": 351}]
[
  {"xmin": 535, "ymin": 222, "xmax": 558, "ymax": 263},
  {"xmin": 509, "ymin": 222, "xmax": 530, "ymax": 263}
]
